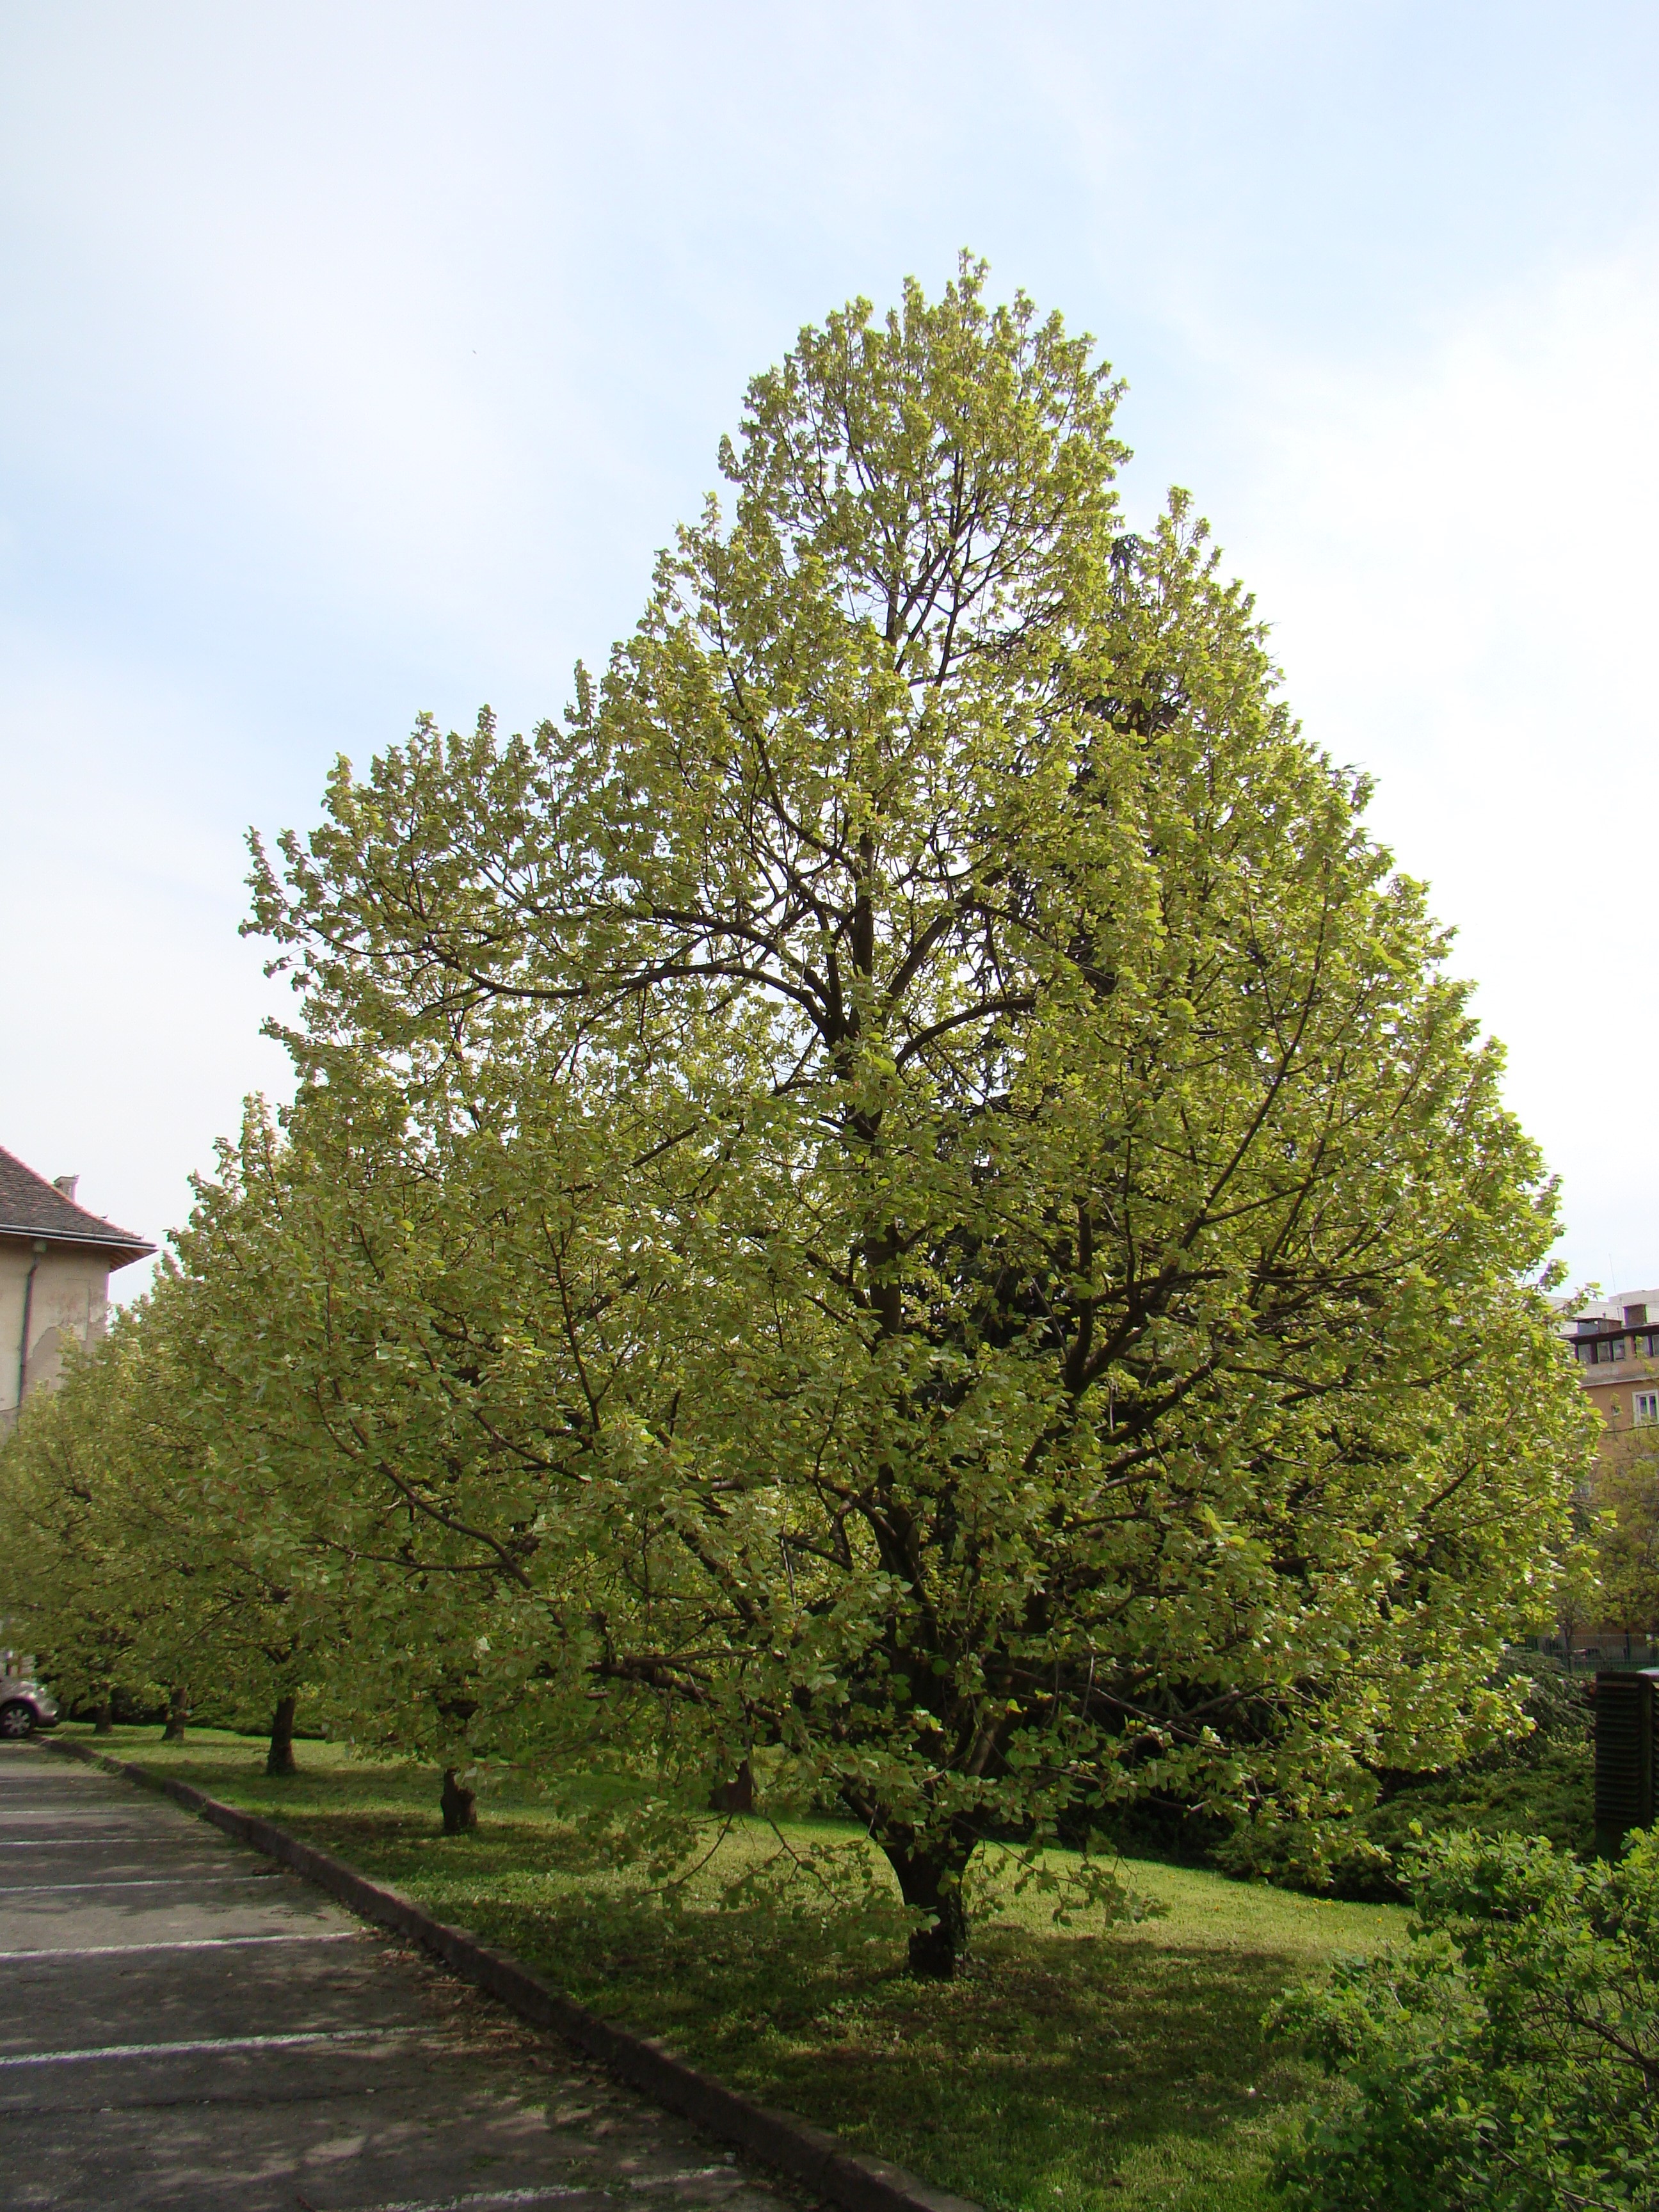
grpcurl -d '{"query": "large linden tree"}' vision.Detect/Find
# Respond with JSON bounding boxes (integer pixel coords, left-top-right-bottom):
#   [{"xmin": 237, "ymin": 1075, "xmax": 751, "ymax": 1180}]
[{"xmin": 249, "ymin": 259, "xmax": 1591, "ymax": 1972}]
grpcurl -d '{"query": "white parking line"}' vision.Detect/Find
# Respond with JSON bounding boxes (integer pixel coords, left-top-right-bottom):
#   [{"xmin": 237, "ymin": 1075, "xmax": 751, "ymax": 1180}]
[
  {"xmin": 331, "ymin": 2186, "xmax": 732, "ymax": 2212},
  {"xmin": 0, "ymin": 1873, "xmax": 280, "ymax": 1893},
  {"xmin": 629, "ymin": 2174, "xmax": 735, "ymax": 2192},
  {"xmin": 0, "ymin": 2026, "xmax": 426, "ymax": 2067},
  {"xmin": 0, "ymin": 1836, "xmax": 200, "ymax": 1847},
  {"xmin": 334, "ymin": 2192, "xmax": 601, "ymax": 2212},
  {"xmin": 0, "ymin": 1930, "xmax": 360, "ymax": 1960}
]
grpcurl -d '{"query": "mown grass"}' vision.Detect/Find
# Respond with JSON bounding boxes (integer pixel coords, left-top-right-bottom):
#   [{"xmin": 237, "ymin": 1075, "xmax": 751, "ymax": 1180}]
[{"xmin": 53, "ymin": 1725, "xmax": 1404, "ymax": 2212}]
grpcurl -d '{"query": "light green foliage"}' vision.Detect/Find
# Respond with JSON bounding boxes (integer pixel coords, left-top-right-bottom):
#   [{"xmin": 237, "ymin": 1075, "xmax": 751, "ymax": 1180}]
[
  {"xmin": 161, "ymin": 1086, "xmax": 693, "ymax": 1795},
  {"xmin": 1274, "ymin": 1827, "xmax": 1659, "ymax": 2210},
  {"xmin": 0, "ymin": 1327, "xmax": 173, "ymax": 1710},
  {"xmin": 1347, "ymin": 1658, "xmax": 1595, "ymax": 1883},
  {"xmin": 232, "ymin": 258, "xmax": 1592, "ymax": 1968},
  {"xmin": 0, "ymin": 1258, "xmax": 336, "ymax": 1740},
  {"xmin": 1594, "ymin": 1434, "xmax": 1659, "ymax": 1635}
]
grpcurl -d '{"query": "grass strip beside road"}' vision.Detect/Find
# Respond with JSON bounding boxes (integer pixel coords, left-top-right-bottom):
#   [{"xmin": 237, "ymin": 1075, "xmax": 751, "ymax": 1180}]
[{"xmin": 53, "ymin": 1727, "xmax": 1402, "ymax": 2212}]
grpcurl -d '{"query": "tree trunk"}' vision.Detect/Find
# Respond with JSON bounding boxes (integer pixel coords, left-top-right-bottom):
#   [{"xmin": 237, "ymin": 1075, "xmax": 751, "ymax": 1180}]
[
  {"xmin": 440, "ymin": 1768, "xmax": 477, "ymax": 1834},
  {"xmin": 93, "ymin": 1697, "xmax": 113, "ymax": 1736},
  {"xmin": 708, "ymin": 1758, "xmax": 755, "ymax": 1814},
  {"xmin": 885, "ymin": 1842, "xmax": 972, "ymax": 1978},
  {"xmin": 162, "ymin": 1690, "xmax": 188, "ymax": 1743},
  {"xmin": 266, "ymin": 1694, "xmax": 298, "ymax": 1777}
]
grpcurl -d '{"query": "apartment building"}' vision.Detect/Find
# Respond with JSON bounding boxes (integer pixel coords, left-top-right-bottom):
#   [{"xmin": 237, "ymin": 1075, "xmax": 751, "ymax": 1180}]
[{"xmin": 1563, "ymin": 1287, "xmax": 1659, "ymax": 1441}]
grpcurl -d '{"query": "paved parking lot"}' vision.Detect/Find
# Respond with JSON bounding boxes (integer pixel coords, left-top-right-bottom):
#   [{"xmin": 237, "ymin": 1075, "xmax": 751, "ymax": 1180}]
[{"xmin": 0, "ymin": 1744, "xmax": 792, "ymax": 2212}]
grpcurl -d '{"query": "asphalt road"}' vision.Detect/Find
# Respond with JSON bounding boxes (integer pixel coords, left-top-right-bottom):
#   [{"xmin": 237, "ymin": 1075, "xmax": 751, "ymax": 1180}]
[{"xmin": 0, "ymin": 1743, "xmax": 793, "ymax": 2212}]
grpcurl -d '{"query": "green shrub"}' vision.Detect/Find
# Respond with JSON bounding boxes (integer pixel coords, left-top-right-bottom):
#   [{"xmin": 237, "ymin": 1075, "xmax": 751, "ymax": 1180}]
[
  {"xmin": 1356, "ymin": 1740, "xmax": 1593, "ymax": 1869},
  {"xmin": 1263, "ymin": 1657, "xmax": 1592, "ymax": 1899},
  {"xmin": 1271, "ymin": 1827, "xmax": 1659, "ymax": 2210},
  {"xmin": 1338, "ymin": 1660, "xmax": 1594, "ymax": 1891},
  {"xmin": 1106, "ymin": 1660, "xmax": 1593, "ymax": 1897}
]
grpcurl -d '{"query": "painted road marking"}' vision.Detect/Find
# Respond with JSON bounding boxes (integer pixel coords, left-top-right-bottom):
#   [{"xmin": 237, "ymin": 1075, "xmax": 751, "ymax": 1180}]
[
  {"xmin": 0, "ymin": 1873, "xmax": 281, "ymax": 1893},
  {"xmin": 0, "ymin": 1836, "xmax": 227, "ymax": 1848},
  {"xmin": 0, "ymin": 2026, "xmax": 447, "ymax": 2067},
  {"xmin": 331, "ymin": 2192, "xmax": 600, "ymax": 2212},
  {"xmin": 336, "ymin": 2181, "xmax": 735, "ymax": 2212},
  {"xmin": 0, "ymin": 1816, "xmax": 182, "ymax": 1823},
  {"xmin": 0, "ymin": 1929, "xmax": 360, "ymax": 1960}
]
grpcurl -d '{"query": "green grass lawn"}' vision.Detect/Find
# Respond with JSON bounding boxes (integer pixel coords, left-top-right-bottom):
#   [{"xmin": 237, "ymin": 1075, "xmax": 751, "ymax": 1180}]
[{"xmin": 52, "ymin": 1725, "xmax": 1402, "ymax": 2212}]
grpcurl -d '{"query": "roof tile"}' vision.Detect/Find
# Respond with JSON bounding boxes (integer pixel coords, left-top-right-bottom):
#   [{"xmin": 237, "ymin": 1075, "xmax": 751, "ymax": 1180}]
[{"xmin": 0, "ymin": 1146, "xmax": 154, "ymax": 1261}]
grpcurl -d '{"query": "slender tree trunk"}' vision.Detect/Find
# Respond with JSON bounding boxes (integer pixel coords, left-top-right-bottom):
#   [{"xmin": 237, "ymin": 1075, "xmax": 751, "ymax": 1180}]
[
  {"xmin": 266, "ymin": 1694, "xmax": 298, "ymax": 1777},
  {"xmin": 708, "ymin": 1758, "xmax": 755, "ymax": 1814},
  {"xmin": 440, "ymin": 1768, "xmax": 477, "ymax": 1834},
  {"xmin": 885, "ymin": 1841, "xmax": 972, "ymax": 1978},
  {"xmin": 93, "ymin": 1696, "xmax": 113, "ymax": 1736},
  {"xmin": 162, "ymin": 1690, "xmax": 188, "ymax": 1743}
]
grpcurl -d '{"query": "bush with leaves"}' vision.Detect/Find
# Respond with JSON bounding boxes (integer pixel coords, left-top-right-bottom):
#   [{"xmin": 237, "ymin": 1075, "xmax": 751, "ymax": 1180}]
[
  {"xmin": 1347, "ymin": 1657, "xmax": 1594, "ymax": 1880},
  {"xmin": 1080, "ymin": 1656, "xmax": 1594, "ymax": 1893},
  {"xmin": 1245, "ymin": 1656, "xmax": 1594, "ymax": 1898},
  {"xmin": 1273, "ymin": 1827, "xmax": 1659, "ymax": 2211}
]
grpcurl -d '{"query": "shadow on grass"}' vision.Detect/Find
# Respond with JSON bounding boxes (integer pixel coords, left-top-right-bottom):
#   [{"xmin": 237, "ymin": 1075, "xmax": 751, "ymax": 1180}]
[{"xmin": 245, "ymin": 1803, "xmax": 1315, "ymax": 2212}]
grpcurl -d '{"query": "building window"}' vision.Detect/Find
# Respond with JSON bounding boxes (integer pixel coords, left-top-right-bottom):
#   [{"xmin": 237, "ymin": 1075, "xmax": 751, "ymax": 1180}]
[{"xmin": 1637, "ymin": 1393, "xmax": 1659, "ymax": 1427}]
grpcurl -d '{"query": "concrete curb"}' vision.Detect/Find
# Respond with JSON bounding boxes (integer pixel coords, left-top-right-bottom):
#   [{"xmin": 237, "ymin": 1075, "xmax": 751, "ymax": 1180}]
[{"xmin": 43, "ymin": 1735, "xmax": 979, "ymax": 2212}]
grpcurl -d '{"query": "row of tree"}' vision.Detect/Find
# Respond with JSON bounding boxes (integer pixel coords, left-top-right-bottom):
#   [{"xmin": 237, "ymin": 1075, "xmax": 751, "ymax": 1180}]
[{"xmin": 0, "ymin": 260, "xmax": 1598, "ymax": 1971}]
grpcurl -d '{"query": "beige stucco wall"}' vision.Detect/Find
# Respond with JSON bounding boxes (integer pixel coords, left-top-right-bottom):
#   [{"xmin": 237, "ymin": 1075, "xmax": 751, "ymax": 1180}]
[
  {"xmin": 0, "ymin": 1233, "xmax": 115, "ymax": 1424},
  {"xmin": 1581, "ymin": 1354, "xmax": 1659, "ymax": 1447}
]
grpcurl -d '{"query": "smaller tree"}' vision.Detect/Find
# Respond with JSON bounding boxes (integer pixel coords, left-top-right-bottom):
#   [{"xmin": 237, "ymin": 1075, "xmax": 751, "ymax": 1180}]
[
  {"xmin": 0, "ymin": 1329, "xmax": 189, "ymax": 1727},
  {"xmin": 136, "ymin": 1247, "xmax": 355, "ymax": 1775},
  {"xmin": 0, "ymin": 1274, "xmax": 338, "ymax": 1772},
  {"xmin": 159, "ymin": 1093, "xmax": 604, "ymax": 1822},
  {"xmin": 1273, "ymin": 1829, "xmax": 1659, "ymax": 2211},
  {"xmin": 1594, "ymin": 1432, "xmax": 1659, "ymax": 1640}
]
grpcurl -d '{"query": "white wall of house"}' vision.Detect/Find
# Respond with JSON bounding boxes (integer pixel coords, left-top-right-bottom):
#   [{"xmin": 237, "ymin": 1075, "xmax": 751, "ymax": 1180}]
[{"xmin": 0, "ymin": 1234, "xmax": 116, "ymax": 1422}]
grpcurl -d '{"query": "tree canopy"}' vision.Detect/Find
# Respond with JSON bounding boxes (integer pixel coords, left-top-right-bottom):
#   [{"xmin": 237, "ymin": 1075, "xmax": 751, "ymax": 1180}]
[{"xmin": 225, "ymin": 257, "xmax": 1591, "ymax": 1969}]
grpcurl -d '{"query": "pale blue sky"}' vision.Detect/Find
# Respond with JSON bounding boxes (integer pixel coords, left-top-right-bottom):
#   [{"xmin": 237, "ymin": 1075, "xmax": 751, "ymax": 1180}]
[{"xmin": 4, "ymin": 3, "xmax": 1658, "ymax": 1290}]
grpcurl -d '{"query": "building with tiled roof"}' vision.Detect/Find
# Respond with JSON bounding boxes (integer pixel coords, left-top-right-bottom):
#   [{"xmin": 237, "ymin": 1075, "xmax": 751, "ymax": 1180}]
[{"xmin": 0, "ymin": 1145, "xmax": 154, "ymax": 1430}]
